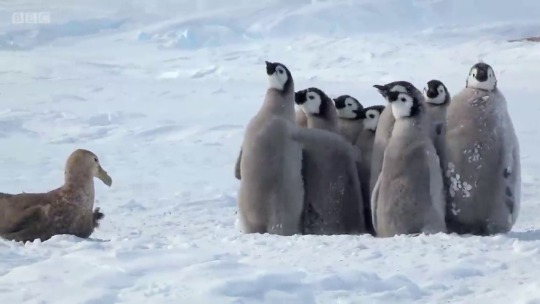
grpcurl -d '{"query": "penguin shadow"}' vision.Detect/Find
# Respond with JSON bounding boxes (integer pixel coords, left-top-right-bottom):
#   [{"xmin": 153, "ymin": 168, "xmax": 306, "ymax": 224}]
[{"xmin": 505, "ymin": 230, "xmax": 540, "ymax": 242}]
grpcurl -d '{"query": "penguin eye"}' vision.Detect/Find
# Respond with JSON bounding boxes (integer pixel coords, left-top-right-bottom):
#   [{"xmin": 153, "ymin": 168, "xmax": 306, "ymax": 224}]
[
  {"xmin": 308, "ymin": 95, "xmax": 315, "ymax": 100},
  {"xmin": 94, "ymin": 157, "xmax": 98, "ymax": 162},
  {"xmin": 368, "ymin": 114, "xmax": 375, "ymax": 119},
  {"xmin": 277, "ymin": 68, "xmax": 284, "ymax": 74},
  {"xmin": 400, "ymin": 97, "xmax": 407, "ymax": 102},
  {"xmin": 347, "ymin": 103, "xmax": 352, "ymax": 106}
]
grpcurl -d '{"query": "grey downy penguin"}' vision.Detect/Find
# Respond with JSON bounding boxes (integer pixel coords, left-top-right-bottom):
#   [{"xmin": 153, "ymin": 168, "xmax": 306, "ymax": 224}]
[
  {"xmin": 371, "ymin": 90, "xmax": 446, "ymax": 237},
  {"xmin": 294, "ymin": 87, "xmax": 366, "ymax": 234},
  {"xmin": 444, "ymin": 62, "xmax": 521, "ymax": 235},
  {"xmin": 423, "ymin": 79, "xmax": 451, "ymax": 155},
  {"xmin": 334, "ymin": 95, "xmax": 364, "ymax": 144},
  {"xmin": 236, "ymin": 61, "xmax": 305, "ymax": 235},
  {"xmin": 369, "ymin": 81, "xmax": 426, "ymax": 195},
  {"xmin": 354, "ymin": 105, "xmax": 385, "ymax": 235}
]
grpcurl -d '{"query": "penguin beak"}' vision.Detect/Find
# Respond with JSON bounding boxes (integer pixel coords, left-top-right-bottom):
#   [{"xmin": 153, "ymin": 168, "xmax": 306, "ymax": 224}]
[
  {"xmin": 354, "ymin": 109, "xmax": 366, "ymax": 119},
  {"xmin": 265, "ymin": 61, "xmax": 276, "ymax": 75},
  {"xmin": 295, "ymin": 90, "xmax": 307, "ymax": 105},
  {"xmin": 373, "ymin": 84, "xmax": 388, "ymax": 97},
  {"xmin": 386, "ymin": 91, "xmax": 399, "ymax": 103},
  {"xmin": 95, "ymin": 165, "xmax": 113, "ymax": 187},
  {"xmin": 475, "ymin": 68, "xmax": 488, "ymax": 81},
  {"xmin": 333, "ymin": 98, "xmax": 345, "ymax": 109},
  {"xmin": 426, "ymin": 88, "xmax": 438, "ymax": 99}
]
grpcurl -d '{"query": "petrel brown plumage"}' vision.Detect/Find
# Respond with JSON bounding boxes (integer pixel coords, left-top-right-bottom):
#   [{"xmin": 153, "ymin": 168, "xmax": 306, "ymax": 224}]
[{"xmin": 0, "ymin": 149, "xmax": 112, "ymax": 242}]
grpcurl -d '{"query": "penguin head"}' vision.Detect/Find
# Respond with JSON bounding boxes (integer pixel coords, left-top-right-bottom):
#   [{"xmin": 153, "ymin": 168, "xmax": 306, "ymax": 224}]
[
  {"xmin": 424, "ymin": 79, "xmax": 449, "ymax": 105},
  {"xmin": 295, "ymin": 87, "xmax": 332, "ymax": 117},
  {"xmin": 362, "ymin": 105, "xmax": 385, "ymax": 131},
  {"xmin": 333, "ymin": 95, "xmax": 363, "ymax": 119},
  {"xmin": 387, "ymin": 91, "xmax": 420, "ymax": 119},
  {"xmin": 466, "ymin": 62, "xmax": 497, "ymax": 91},
  {"xmin": 265, "ymin": 61, "xmax": 293, "ymax": 93},
  {"xmin": 374, "ymin": 81, "xmax": 421, "ymax": 102}
]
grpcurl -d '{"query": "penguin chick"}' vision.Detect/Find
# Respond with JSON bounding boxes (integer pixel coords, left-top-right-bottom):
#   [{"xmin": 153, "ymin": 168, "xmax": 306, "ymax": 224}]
[
  {"xmin": 236, "ymin": 60, "xmax": 305, "ymax": 236},
  {"xmin": 354, "ymin": 104, "xmax": 385, "ymax": 235},
  {"xmin": 423, "ymin": 79, "xmax": 451, "ymax": 158},
  {"xmin": 444, "ymin": 62, "xmax": 520, "ymax": 235},
  {"xmin": 292, "ymin": 88, "xmax": 366, "ymax": 235},
  {"xmin": 333, "ymin": 95, "xmax": 364, "ymax": 144},
  {"xmin": 371, "ymin": 90, "xmax": 446, "ymax": 237},
  {"xmin": 369, "ymin": 80, "xmax": 427, "ymax": 197},
  {"xmin": 295, "ymin": 87, "xmax": 338, "ymax": 132}
]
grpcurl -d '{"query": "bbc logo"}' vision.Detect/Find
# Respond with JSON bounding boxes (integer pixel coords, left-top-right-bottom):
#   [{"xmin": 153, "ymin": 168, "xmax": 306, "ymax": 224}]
[{"xmin": 12, "ymin": 12, "xmax": 51, "ymax": 24}]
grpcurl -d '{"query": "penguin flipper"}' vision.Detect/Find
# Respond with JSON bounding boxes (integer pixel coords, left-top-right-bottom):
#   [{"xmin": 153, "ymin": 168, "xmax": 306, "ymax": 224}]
[
  {"xmin": 500, "ymin": 119, "xmax": 521, "ymax": 224},
  {"xmin": 427, "ymin": 146, "xmax": 446, "ymax": 226},
  {"xmin": 370, "ymin": 173, "xmax": 382, "ymax": 236},
  {"xmin": 234, "ymin": 148, "xmax": 243, "ymax": 180}
]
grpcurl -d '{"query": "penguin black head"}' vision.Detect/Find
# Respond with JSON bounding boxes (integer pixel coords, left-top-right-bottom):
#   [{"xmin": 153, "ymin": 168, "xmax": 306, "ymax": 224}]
[
  {"xmin": 361, "ymin": 105, "xmax": 385, "ymax": 131},
  {"xmin": 333, "ymin": 95, "xmax": 363, "ymax": 119},
  {"xmin": 373, "ymin": 81, "xmax": 421, "ymax": 101},
  {"xmin": 423, "ymin": 79, "xmax": 450, "ymax": 105},
  {"xmin": 466, "ymin": 62, "xmax": 497, "ymax": 91},
  {"xmin": 294, "ymin": 87, "xmax": 333, "ymax": 117},
  {"xmin": 387, "ymin": 91, "xmax": 421, "ymax": 119},
  {"xmin": 265, "ymin": 61, "xmax": 293, "ymax": 93}
]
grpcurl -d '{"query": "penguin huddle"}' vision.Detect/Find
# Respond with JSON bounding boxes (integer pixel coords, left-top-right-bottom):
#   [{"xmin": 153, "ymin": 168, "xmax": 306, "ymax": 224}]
[{"xmin": 236, "ymin": 60, "xmax": 521, "ymax": 237}]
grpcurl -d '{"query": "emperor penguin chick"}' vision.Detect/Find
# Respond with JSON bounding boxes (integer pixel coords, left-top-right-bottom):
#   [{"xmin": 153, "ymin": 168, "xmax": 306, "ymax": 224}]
[
  {"xmin": 372, "ymin": 90, "xmax": 446, "ymax": 237},
  {"xmin": 294, "ymin": 87, "xmax": 367, "ymax": 234},
  {"xmin": 369, "ymin": 81, "xmax": 430, "ymax": 195},
  {"xmin": 236, "ymin": 61, "xmax": 304, "ymax": 235},
  {"xmin": 333, "ymin": 95, "xmax": 364, "ymax": 144},
  {"xmin": 444, "ymin": 62, "xmax": 520, "ymax": 235},
  {"xmin": 354, "ymin": 105, "xmax": 385, "ymax": 235},
  {"xmin": 423, "ymin": 79, "xmax": 451, "ymax": 154}
]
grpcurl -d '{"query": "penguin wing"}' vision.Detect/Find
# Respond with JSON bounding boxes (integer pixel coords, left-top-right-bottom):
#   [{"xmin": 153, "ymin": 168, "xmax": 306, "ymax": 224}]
[
  {"xmin": 370, "ymin": 173, "xmax": 382, "ymax": 235},
  {"xmin": 500, "ymin": 115, "xmax": 521, "ymax": 224},
  {"xmin": 234, "ymin": 148, "xmax": 242, "ymax": 180},
  {"xmin": 369, "ymin": 137, "xmax": 385, "ymax": 194},
  {"xmin": 427, "ymin": 145, "xmax": 446, "ymax": 223}
]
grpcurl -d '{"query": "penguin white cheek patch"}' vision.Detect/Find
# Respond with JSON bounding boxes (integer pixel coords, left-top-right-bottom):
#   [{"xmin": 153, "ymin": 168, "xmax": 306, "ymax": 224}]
[
  {"xmin": 426, "ymin": 93, "xmax": 446, "ymax": 105},
  {"xmin": 302, "ymin": 93, "xmax": 322, "ymax": 115},
  {"xmin": 391, "ymin": 95, "xmax": 414, "ymax": 119},
  {"xmin": 268, "ymin": 70, "xmax": 288, "ymax": 91},
  {"xmin": 363, "ymin": 112, "xmax": 379, "ymax": 130},
  {"xmin": 337, "ymin": 106, "xmax": 357, "ymax": 119},
  {"xmin": 345, "ymin": 97, "xmax": 359, "ymax": 110},
  {"xmin": 467, "ymin": 70, "xmax": 497, "ymax": 91}
]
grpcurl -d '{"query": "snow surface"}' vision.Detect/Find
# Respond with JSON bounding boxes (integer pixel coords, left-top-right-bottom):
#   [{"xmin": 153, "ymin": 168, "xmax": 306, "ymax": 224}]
[{"xmin": 1, "ymin": 0, "xmax": 540, "ymax": 303}]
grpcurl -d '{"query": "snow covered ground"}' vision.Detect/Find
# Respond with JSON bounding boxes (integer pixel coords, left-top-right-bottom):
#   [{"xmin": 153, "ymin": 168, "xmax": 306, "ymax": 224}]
[{"xmin": 1, "ymin": 0, "xmax": 540, "ymax": 303}]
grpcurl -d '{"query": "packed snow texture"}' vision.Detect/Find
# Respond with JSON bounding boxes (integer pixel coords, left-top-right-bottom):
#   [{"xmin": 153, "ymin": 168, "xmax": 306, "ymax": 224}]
[{"xmin": 1, "ymin": 0, "xmax": 540, "ymax": 303}]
